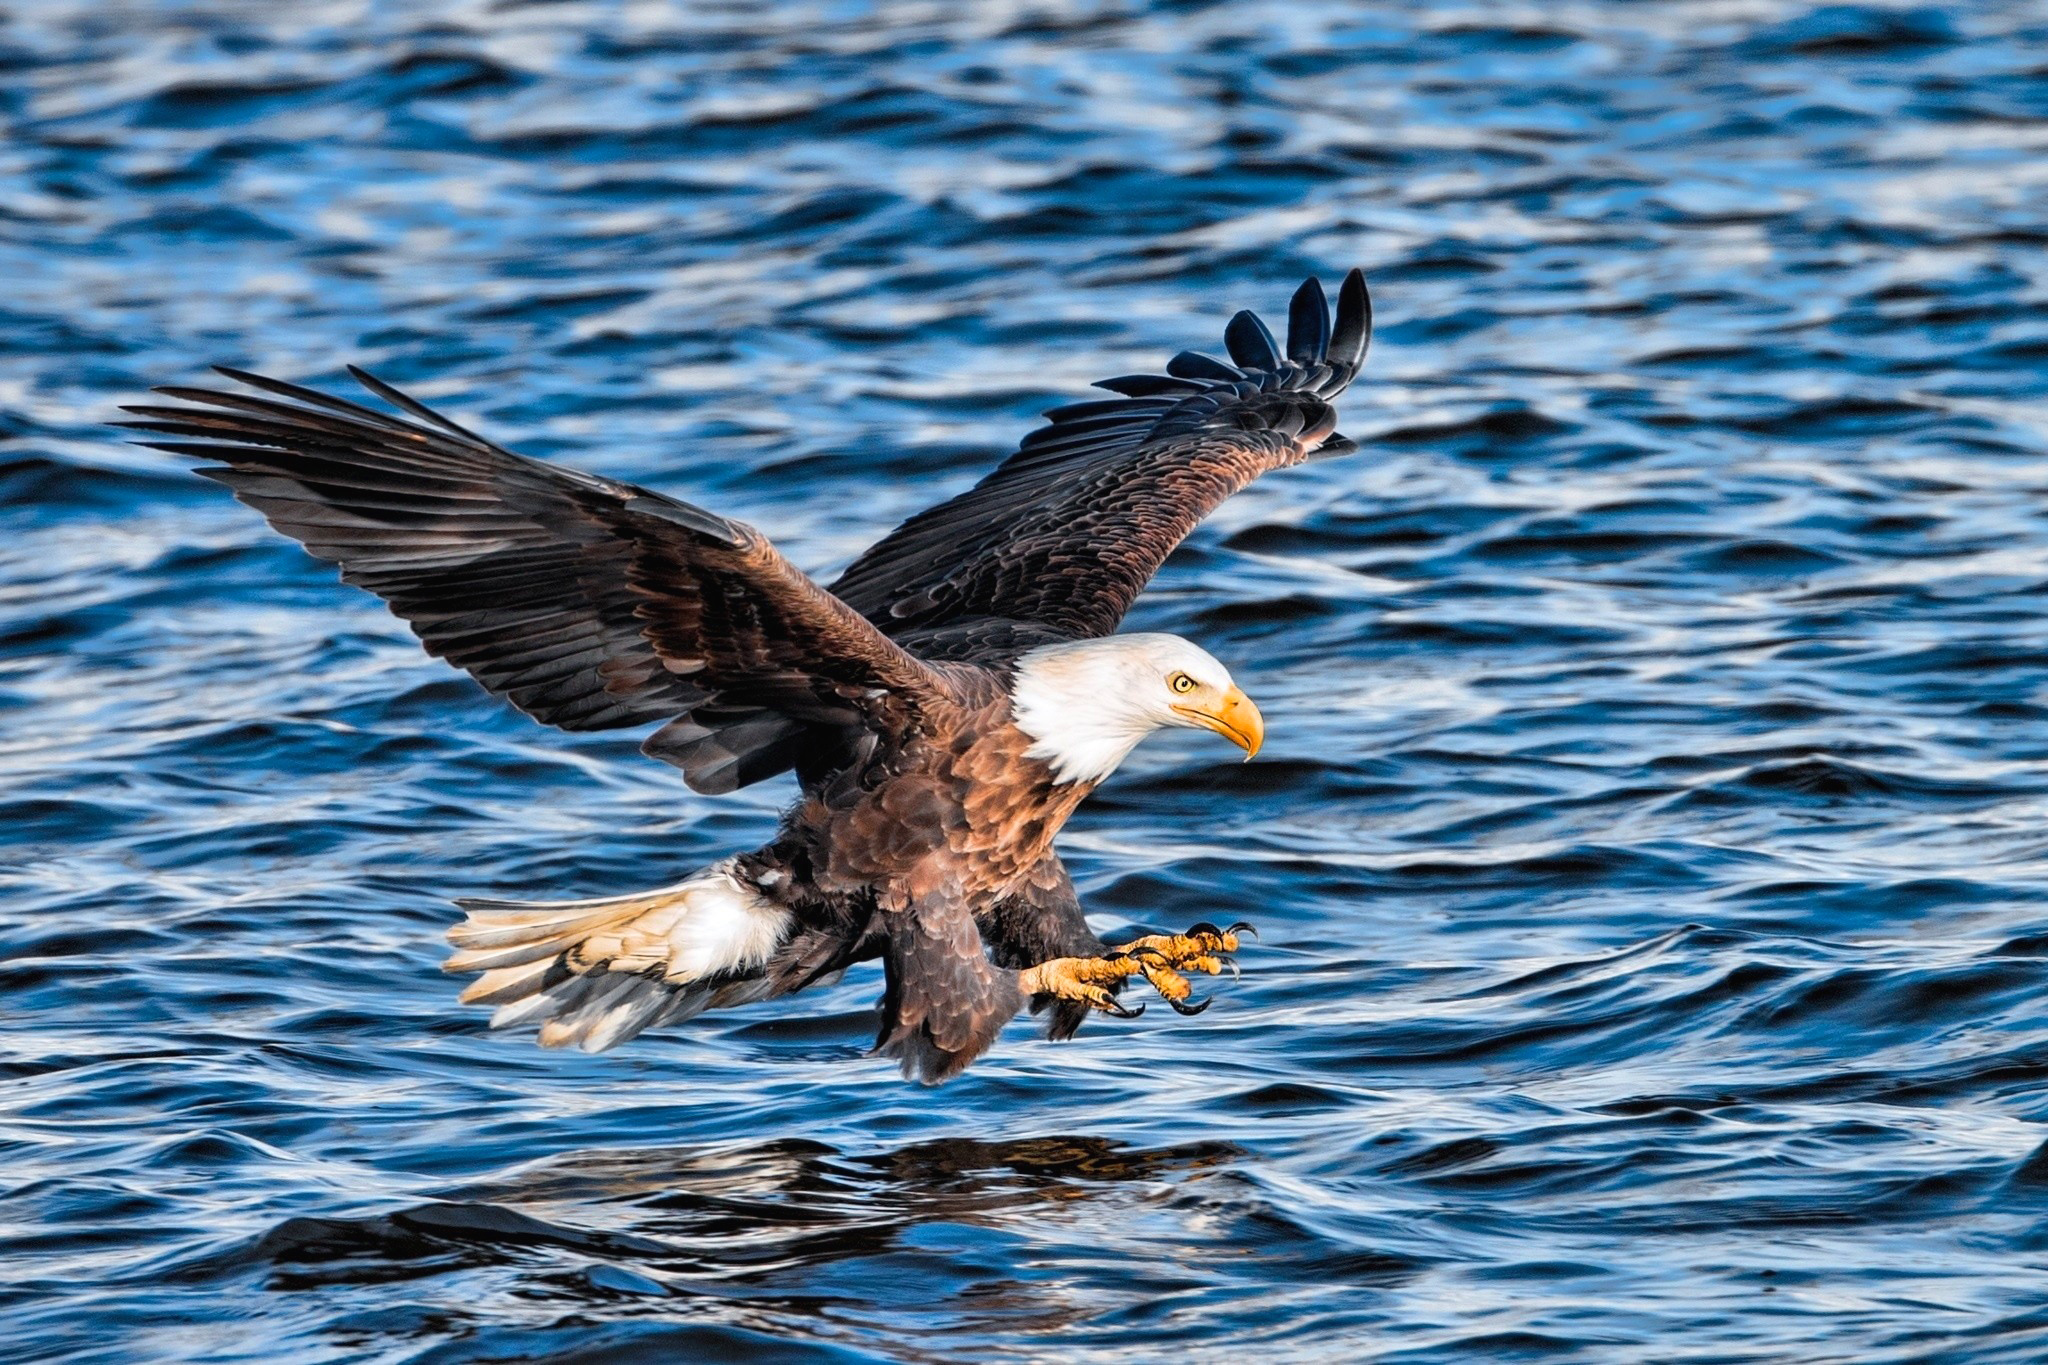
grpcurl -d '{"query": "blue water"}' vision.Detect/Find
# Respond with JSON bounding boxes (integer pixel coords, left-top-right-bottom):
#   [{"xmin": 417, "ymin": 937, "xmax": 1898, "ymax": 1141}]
[{"xmin": 8, "ymin": 2, "xmax": 2048, "ymax": 1359}]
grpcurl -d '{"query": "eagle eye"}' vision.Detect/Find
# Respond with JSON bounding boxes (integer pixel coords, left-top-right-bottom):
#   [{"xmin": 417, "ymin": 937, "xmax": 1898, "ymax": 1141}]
[{"xmin": 1168, "ymin": 671, "xmax": 1196, "ymax": 694}]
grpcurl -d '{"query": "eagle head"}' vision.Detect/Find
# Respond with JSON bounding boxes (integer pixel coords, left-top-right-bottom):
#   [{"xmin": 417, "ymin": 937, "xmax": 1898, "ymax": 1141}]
[{"xmin": 1006, "ymin": 633, "xmax": 1264, "ymax": 786}]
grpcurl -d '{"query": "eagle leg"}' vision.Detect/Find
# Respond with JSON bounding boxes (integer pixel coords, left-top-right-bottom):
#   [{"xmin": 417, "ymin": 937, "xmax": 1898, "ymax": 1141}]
[{"xmin": 1016, "ymin": 955, "xmax": 1148, "ymax": 1019}]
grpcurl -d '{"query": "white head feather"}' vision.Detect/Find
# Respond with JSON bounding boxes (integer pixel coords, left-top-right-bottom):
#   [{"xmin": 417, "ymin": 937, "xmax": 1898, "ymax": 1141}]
[{"xmin": 1007, "ymin": 633, "xmax": 1251, "ymax": 785}]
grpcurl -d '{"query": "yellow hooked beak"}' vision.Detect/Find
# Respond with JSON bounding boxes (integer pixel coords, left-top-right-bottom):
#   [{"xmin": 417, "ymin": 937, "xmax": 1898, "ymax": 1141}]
[{"xmin": 1174, "ymin": 685, "xmax": 1264, "ymax": 761}]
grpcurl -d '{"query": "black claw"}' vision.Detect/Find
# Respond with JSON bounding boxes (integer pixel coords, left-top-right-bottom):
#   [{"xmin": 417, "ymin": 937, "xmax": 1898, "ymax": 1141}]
[
  {"xmin": 1099, "ymin": 998, "xmax": 1145, "ymax": 1020},
  {"xmin": 1227, "ymin": 921, "xmax": 1258, "ymax": 941},
  {"xmin": 1130, "ymin": 944, "xmax": 1171, "ymax": 965},
  {"xmin": 1168, "ymin": 994, "xmax": 1212, "ymax": 1017},
  {"xmin": 1187, "ymin": 921, "xmax": 1224, "ymax": 939}
]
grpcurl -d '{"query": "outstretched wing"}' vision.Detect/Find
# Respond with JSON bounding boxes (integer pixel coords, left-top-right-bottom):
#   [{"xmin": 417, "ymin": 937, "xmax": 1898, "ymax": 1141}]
[
  {"xmin": 831, "ymin": 269, "xmax": 1371, "ymax": 643},
  {"xmin": 119, "ymin": 369, "xmax": 951, "ymax": 764}
]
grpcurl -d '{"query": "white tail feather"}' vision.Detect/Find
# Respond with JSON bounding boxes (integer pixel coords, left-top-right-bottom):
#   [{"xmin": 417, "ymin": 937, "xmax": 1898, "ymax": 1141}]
[
  {"xmin": 458, "ymin": 956, "xmax": 557, "ymax": 1006},
  {"xmin": 442, "ymin": 859, "xmax": 793, "ymax": 1053}
]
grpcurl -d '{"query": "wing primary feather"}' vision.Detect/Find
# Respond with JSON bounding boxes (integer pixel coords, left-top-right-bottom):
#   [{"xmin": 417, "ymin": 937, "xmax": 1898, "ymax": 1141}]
[
  {"xmin": 1165, "ymin": 350, "xmax": 1244, "ymax": 382},
  {"xmin": 1286, "ymin": 276, "xmax": 1331, "ymax": 364},
  {"xmin": 1328, "ymin": 268, "xmax": 1372, "ymax": 374},
  {"xmin": 144, "ymin": 386, "xmax": 501, "ymax": 473},
  {"xmin": 1092, "ymin": 374, "xmax": 1206, "ymax": 398},
  {"xmin": 145, "ymin": 386, "xmax": 432, "ymax": 442},
  {"xmin": 346, "ymin": 364, "xmax": 507, "ymax": 451},
  {"xmin": 208, "ymin": 366, "xmax": 432, "ymax": 433},
  {"xmin": 130, "ymin": 440, "xmax": 270, "ymax": 462},
  {"xmin": 1223, "ymin": 309, "xmax": 1282, "ymax": 371},
  {"xmin": 1042, "ymin": 397, "xmax": 1168, "ymax": 423}
]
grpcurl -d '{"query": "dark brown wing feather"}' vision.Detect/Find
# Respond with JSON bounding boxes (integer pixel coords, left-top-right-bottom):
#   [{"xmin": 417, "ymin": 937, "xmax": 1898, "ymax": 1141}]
[
  {"xmin": 830, "ymin": 269, "xmax": 1371, "ymax": 641},
  {"xmin": 877, "ymin": 887, "xmax": 1025, "ymax": 1083},
  {"xmin": 118, "ymin": 368, "xmax": 950, "ymax": 757}
]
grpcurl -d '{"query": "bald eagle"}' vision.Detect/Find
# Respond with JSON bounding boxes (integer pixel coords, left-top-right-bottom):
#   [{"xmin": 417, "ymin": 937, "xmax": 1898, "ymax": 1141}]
[{"xmin": 121, "ymin": 270, "xmax": 1372, "ymax": 1082}]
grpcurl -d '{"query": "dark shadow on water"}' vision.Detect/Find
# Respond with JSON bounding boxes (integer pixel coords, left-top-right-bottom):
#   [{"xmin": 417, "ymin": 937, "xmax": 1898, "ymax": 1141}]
[
  {"xmin": 141, "ymin": 1136, "xmax": 1314, "ymax": 1362},
  {"xmin": 175, "ymin": 1135, "xmax": 1246, "ymax": 1294}
]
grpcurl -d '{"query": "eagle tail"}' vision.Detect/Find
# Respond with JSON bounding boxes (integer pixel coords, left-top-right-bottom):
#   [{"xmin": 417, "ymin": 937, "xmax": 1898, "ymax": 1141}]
[{"xmin": 442, "ymin": 859, "xmax": 794, "ymax": 1053}]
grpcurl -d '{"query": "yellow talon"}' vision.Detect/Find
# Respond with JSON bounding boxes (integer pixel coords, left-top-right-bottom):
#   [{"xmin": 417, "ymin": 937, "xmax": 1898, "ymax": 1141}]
[
  {"xmin": 1138, "ymin": 961, "xmax": 1192, "ymax": 1001},
  {"xmin": 1022, "ymin": 921, "xmax": 1252, "ymax": 1021},
  {"xmin": 1019, "ymin": 954, "xmax": 1147, "ymax": 1017},
  {"xmin": 1111, "ymin": 924, "xmax": 1243, "ymax": 964}
]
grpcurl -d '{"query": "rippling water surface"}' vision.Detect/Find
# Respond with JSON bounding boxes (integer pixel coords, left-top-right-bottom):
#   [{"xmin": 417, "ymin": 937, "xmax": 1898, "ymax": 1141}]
[{"xmin": 9, "ymin": 2, "xmax": 2048, "ymax": 1359}]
